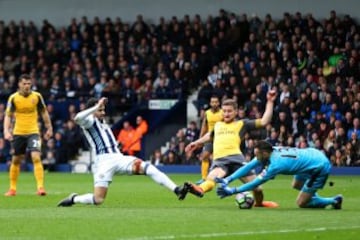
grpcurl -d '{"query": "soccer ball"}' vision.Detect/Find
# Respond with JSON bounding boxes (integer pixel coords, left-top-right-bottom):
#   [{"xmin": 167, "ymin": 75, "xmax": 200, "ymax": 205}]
[{"xmin": 235, "ymin": 192, "xmax": 254, "ymax": 209}]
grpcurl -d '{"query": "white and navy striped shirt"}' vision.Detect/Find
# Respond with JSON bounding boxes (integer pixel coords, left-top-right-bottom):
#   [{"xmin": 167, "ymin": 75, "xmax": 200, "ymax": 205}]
[{"xmin": 75, "ymin": 106, "xmax": 120, "ymax": 155}]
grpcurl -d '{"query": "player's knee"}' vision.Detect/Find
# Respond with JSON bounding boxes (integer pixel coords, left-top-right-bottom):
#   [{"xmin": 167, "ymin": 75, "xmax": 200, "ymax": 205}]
[
  {"xmin": 133, "ymin": 159, "xmax": 144, "ymax": 174},
  {"xmin": 12, "ymin": 155, "xmax": 24, "ymax": 164},
  {"xmin": 296, "ymin": 198, "xmax": 308, "ymax": 208},
  {"xmin": 31, "ymin": 155, "xmax": 42, "ymax": 164},
  {"xmin": 94, "ymin": 196, "xmax": 105, "ymax": 205},
  {"xmin": 292, "ymin": 181, "xmax": 303, "ymax": 190}
]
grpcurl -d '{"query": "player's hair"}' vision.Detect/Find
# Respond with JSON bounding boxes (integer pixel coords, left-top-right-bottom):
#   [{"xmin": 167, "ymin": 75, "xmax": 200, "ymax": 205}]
[
  {"xmin": 210, "ymin": 94, "xmax": 220, "ymax": 101},
  {"xmin": 18, "ymin": 74, "xmax": 31, "ymax": 82},
  {"xmin": 222, "ymin": 99, "xmax": 238, "ymax": 110},
  {"xmin": 255, "ymin": 140, "xmax": 274, "ymax": 153},
  {"xmin": 85, "ymin": 98, "xmax": 99, "ymax": 109}
]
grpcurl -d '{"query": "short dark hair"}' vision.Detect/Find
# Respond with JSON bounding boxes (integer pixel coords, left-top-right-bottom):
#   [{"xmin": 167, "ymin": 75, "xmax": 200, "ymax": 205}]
[
  {"xmin": 18, "ymin": 74, "xmax": 31, "ymax": 83},
  {"xmin": 255, "ymin": 140, "xmax": 273, "ymax": 153},
  {"xmin": 85, "ymin": 98, "xmax": 98, "ymax": 109}
]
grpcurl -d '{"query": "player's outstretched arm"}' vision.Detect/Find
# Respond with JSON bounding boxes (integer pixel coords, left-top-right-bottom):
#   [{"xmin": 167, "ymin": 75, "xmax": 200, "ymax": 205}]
[
  {"xmin": 216, "ymin": 185, "xmax": 236, "ymax": 199},
  {"xmin": 185, "ymin": 132, "xmax": 211, "ymax": 153},
  {"xmin": 260, "ymin": 90, "xmax": 277, "ymax": 126},
  {"xmin": 225, "ymin": 158, "xmax": 261, "ymax": 183},
  {"xmin": 74, "ymin": 97, "xmax": 107, "ymax": 125}
]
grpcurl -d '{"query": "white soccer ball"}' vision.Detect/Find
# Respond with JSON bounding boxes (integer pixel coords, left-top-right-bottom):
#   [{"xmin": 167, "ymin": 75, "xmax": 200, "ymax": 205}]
[{"xmin": 235, "ymin": 191, "xmax": 254, "ymax": 209}]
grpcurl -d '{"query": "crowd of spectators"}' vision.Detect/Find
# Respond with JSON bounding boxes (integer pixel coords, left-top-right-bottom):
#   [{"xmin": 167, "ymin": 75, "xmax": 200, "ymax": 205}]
[{"xmin": 0, "ymin": 9, "xmax": 359, "ymax": 168}]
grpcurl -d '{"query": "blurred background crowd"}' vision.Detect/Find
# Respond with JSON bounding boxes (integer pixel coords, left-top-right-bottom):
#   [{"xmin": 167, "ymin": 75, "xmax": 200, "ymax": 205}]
[{"xmin": 0, "ymin": 9, "xmax": 359, "ymax": 169}]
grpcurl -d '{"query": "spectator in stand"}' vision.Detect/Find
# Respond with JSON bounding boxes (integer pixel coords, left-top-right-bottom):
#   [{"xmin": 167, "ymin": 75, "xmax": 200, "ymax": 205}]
[
  {"xmin": 120, "ymin": 77, "xmax": 138, "ymax": 113},
  {"xmin": 117, "ymin": 121, "xmax": 135, "ymax": 155},
  {"xmin": 154, "ymin": 75, "xmax": 173, "ymax": 99},
  {"xmin": 347, "ymin": 117, "xmax": 360, "ymax": 140},
  {"xmin": 126, "ymin": 115, "xmax": 148, "ymax": 158},
  {"xmin": 195, "ymin": 79, "xmax": 213, "ymax": 115},
  {"xmin": 185, "ymin": 121, "xmax": 200, "ymax": 144},
  {"xmin": 150, "ymin": 149, "xmax": 163, "ymax": 166},
  {"xmin": 53, "ymin": 131, "xmax": 68, "ymax": 164},
  {"xmin": 0, "ymin": 137, "xmax": 11, "ymax": 163},
  {"xmin": 63, "ymin": 119, "xmax": 82, "ymax": 161},
  {"xmin": 323, "ymin": 130, "xmax": 336, "ymax": 157},
  {"xmin": 317, "ymin": 120, "xmax": 330, "ymax": 143},
  {"xmin": 0, "ymin": 10, "xmax": 359, "ymax": 169},
  {"xmin": 290, "ymin": 111, "xmax": 305, "ymax": 139},
  {"xmin": 42, "ymin": 138, "xmax": 57, "ymax": 171},
  {"xmin": 137, "ymin": 78, "xmax": 154, "ymax": 104}
]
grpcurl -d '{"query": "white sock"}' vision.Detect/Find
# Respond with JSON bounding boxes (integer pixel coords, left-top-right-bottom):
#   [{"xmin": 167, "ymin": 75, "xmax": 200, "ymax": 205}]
[
  {"xmin": 143, "ymin": 163, "xmax": 177, "ymax": 192},
  {"xmin": 73, "ymin": 193, "xmax": 95, "ymax": 205}
]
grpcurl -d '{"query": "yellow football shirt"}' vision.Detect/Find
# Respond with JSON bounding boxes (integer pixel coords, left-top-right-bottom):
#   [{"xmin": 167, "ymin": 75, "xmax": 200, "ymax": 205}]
[
  {"xmin": 205, "ymin": 109, "xmax": 223, "ymax": 133},
  {"xmin": 213, "ymin": 119, "xmax": 262, "ymax": 160},
  {"xmin": 5, "ymin": 91, "xmax": 46, "ymax": 135}
]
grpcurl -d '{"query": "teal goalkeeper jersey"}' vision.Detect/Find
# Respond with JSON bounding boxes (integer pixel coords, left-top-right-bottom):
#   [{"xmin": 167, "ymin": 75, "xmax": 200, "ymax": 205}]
[{"xmin": 229, "ymin": 147, "xmax": 332, "ymax": 192}]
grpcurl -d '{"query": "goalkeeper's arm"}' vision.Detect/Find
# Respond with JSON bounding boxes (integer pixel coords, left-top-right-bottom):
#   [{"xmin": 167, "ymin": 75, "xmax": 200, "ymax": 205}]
[{"xmin": 226, "ymin": 158, "xmax": 262, "ymax": 183}]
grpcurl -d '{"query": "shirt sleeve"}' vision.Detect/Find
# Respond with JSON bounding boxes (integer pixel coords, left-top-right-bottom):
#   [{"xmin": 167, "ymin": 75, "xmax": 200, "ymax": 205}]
[
  {"xmin": 74, "ymin": 105, "xmax": 98, "ymax": 129},
  {"xmin": 235, "ymin": 175, "xmax": 268, "ymax": 193},
  {"xmin": 5, "ymin": 94, "xmax": 15, "ymax": 116},
  {"xmin": 235, "ymin": 164, "xmax": 278, "ymax": 193}
]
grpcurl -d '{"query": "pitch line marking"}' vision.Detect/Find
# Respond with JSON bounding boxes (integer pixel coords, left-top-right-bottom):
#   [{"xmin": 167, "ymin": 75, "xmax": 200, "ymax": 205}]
[{"xmin": 118, "ymin": 225, "xmax": 360, "ymax": 240}]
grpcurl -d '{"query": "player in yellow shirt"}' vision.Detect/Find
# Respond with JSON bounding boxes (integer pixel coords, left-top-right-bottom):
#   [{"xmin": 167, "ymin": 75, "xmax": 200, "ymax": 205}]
[
  {"xmin": 197, "ymin": 95, "xmax": 223, "ymax": 184},
  {"xmin": 181, "ymin": 90, "xmax": 278, "ymax": 207},
  {"xmin": 3, "ymin": 74, "xmax": 53, "ymax": 196}
]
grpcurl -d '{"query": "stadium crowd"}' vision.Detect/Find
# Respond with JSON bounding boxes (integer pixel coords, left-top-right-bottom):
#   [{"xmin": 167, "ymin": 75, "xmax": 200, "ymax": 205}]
[{"xmin": 0, "ymin": 9, "xmax": 359, "ymax": 169}]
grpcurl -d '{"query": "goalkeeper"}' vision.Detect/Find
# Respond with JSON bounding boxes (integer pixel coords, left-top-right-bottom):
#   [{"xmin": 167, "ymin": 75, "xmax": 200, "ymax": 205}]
[{"xmin": 216, "ymin": 141, "xmax": 343, "ymax": 209}]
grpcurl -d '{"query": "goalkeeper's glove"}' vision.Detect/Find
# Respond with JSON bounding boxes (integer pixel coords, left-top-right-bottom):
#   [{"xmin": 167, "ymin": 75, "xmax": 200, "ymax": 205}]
[
  {"xmin": 214, "ymin": 177, "xmax": 230, "ymax": 185},
  {"xmin": 216, "ymin": 185, "xmax": 236, "ymax": 199}
]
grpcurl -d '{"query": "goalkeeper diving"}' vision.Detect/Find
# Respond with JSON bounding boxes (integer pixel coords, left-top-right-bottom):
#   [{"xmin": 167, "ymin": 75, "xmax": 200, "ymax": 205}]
[{"xmin": 216, "ymin": 141, "xmax": 343, "ymax": 209}]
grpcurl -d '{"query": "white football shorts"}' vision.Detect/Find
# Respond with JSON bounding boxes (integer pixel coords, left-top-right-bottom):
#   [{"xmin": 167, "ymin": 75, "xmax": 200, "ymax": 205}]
[{"xmin": 92, "ymin": 153, "xmax": 137, "ymax": 187}]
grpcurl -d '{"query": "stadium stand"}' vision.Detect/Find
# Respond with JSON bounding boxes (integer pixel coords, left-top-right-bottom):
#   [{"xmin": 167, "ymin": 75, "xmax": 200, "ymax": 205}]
[{"xmin": 0, "ymin": 9, "xmax": 359, "ymax": 173}]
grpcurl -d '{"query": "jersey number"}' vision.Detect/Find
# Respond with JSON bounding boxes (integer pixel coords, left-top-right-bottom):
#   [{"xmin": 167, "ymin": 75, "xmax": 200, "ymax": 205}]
[
  {"xmin": 276, "ymin": 147, "xmax": 297, "ymax": 159},
  {"xmin": 32, "ymin": 139, "xmax": 41, "ymax": 148}
]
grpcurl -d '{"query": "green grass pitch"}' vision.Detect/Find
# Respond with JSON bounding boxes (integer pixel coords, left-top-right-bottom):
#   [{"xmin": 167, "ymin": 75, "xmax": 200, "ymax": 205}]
[{"xmin": 0, "ymin": 172, "xmax": 359, "ymax": 240}]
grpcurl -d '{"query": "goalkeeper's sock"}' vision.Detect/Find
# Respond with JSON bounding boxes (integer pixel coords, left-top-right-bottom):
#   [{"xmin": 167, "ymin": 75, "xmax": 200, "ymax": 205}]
[
  {"xmin": 33, "ymin": 156, "xmax": 44, "ymax": 189},
  {"xmin": 73, "ymin": 193, "xmax": 95, "ymax": 205},
  {"xmin": 143, "ymin": 163, "xmax": 177, "ymax": 192},
  {"xmin": 305, "ymin": 195, "xmax": 335, "ymax": 208},
  {"xmin": 199, "ymin": 179, "xmax": 216, "ymax": 193},
  {"xmin": 9, "ymin": 163, "xmax": 21, "ymax": 191}
]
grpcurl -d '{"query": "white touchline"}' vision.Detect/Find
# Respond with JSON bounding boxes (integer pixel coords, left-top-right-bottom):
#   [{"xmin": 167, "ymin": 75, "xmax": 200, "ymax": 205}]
[{"xmin": 117, "ymin": 225, "xmax": 360, "ymax": 240}]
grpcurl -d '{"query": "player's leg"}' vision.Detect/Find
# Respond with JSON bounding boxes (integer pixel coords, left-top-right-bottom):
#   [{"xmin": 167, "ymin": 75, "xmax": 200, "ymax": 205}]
[
  {"xmin": 5, "ymin": 135, "xmax": 26, "ymax": 196},
  {"xmin": 31, "ymin": 151, "xmax": 46, "ymax": 195},
  {"xmin": 198, "ymin": 149, "xmax": 211, "ymax": 184},
  {"xmin": 58, "ymin": 159, "xmax": 113, "ymax": 207},
  {"xmin": 5, "ymin": 155, "xmax": 23, "ymax": 196},
  {"xmin": 123, "ymin": 156, "xmax": 187, "ymax": 200},
  {"xmin": 182, "ymin": 167, "xmax": 226, "ymax": 199},
  {"xmin": 58, "ymin": 187, "xmax": 108, "ymax": 207},
  {"xmin": 28, "ymin": 134, "xmax": 46, "ymax": 195},
  {"xmin": 292, "ymin": 174, "xmax": 306, "ymax": 190},
  {"xmin": 200, "ymin": 167, "xmax": 225, "ymax": 193},
  {"xmin": 296, "ymin": 173, "xmax": 342, "ymax": 209},
  {"xmin": 241, "ymin": 174, "xmax": 278, "ymax": 208}
]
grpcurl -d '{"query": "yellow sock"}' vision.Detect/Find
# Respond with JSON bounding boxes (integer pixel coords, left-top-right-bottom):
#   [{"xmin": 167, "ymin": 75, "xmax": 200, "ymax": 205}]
[
  {"xmin": 9, "ymin": 163, "xmax": 21, "ymax": 191},
  {"xmin": 201, "ymin": 159, "xmax": 210, "ymax": 180},
  {"xmin": 199, "ymin": 179, "xmax": 216, "ymax": 193},
  {"xmin": 33, "ymin": 156, "xmax": 44, "ymax": 189}
]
